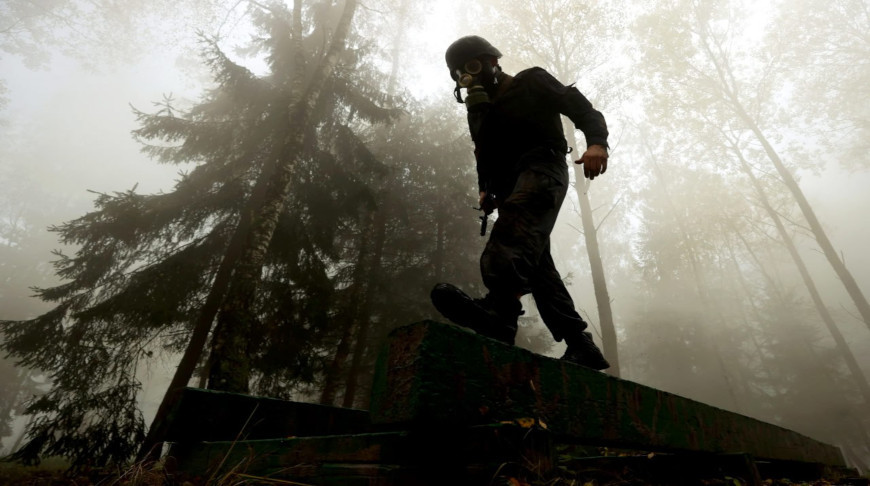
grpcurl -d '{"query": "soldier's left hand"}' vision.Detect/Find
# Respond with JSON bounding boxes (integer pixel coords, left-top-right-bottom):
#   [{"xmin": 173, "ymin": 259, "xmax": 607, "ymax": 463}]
[{"xmin": 575, "ymin": 145, "xmax": 608, "ymax": 180}]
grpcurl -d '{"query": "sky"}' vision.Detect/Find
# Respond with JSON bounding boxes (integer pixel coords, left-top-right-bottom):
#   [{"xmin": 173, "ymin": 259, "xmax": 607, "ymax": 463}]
[{"xmin": 2, "ymin": 57, "xmax": 190, "ymax": 196}]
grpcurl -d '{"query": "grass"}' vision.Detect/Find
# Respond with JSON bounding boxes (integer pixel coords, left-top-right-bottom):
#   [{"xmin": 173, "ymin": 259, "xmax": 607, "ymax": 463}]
[
  {"xmin": 0, "ymin": 457, "xmax": 73, "ymax": 485},
  {"xmin": 0, "ymin": 458, "xmax": 862, "ymax": 486},
  {"xmin": 1, "ymin": 444, "xmax": 865, "ymax": 485},
  {"xmin": 0, "ymin": 456, "xmax": 177, "ymax": 486}
]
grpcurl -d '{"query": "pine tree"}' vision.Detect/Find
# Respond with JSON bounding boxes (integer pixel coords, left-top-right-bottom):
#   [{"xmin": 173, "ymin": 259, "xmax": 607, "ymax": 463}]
[{"xmin": 0, "ymin": 1, "xmax": 400, "ymax": 466}]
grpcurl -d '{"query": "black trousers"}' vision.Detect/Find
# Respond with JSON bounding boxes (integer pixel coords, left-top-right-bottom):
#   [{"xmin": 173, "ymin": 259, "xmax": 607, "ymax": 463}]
[{"xmin": 480, "ymin": 149, "xmax": 588, "ymax": 342}]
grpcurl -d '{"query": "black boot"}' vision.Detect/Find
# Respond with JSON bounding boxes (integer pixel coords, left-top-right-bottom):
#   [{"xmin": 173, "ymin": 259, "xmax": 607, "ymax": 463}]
[
  {"xmin": 430, "ymin": 283, "xmax": 520, "ymax": 345},
  {"xmin": 561, "ymin": 332, "xmax": 610, "ymax": 370}
]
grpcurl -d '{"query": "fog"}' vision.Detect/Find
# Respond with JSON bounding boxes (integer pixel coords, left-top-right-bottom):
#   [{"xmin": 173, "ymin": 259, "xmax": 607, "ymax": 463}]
[{"xmin": 1, "ymin": 0, "xmax": 868, "ymax": 471}]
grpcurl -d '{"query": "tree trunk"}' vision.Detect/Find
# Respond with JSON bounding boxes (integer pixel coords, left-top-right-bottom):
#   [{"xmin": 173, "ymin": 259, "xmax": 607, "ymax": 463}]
[
  {"xmin": 206, "ymin": 0, "xmax": 359, "ymax": 392},
  {"xmin": 737, "ymin": 101, "xmax": 870, "ymax": 331},
  {"xmin": 643, "ymin": 140, "xmax": 741, "ymax": 411},
  {"xmin": 338, "ymin": 1, "xmax": 407, "ymax": 408},
  {"xmin": 342, "ymin": 206, "xmax": 387, "ymax": 408},
  {"xmin": 386, "ymin": 0, "xmax": 410, "ymax": 94},
  {"xmin": 320, "ymin": 216, "xmax": 372, "ymax": 405},
  {"xmin": 734, "ymin": 146, "xmax": 870, "ymax": 407},
  {"xmin": 564, "ymin": 127, "xmax": 620, "ymax": 377},
  {"xmin": 319, "ymin": 317, "xmax": 353, "ymax": 405},
  {"xmin": 434, "ymin": 211, "xmax": 445, "ymax": 282},
  {"xmin": 137, "ymin": 215, "xmax": 252, "ymax": 460},
  {"xmin": 696, "ymin": 15, "xmax": 870, "ymax": 331}
]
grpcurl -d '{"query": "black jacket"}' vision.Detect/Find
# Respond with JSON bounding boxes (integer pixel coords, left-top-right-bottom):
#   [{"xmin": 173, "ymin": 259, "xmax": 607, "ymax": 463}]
[{"xmin": 469, "ymin": 67, "xmax": 608, "ymax": 195}]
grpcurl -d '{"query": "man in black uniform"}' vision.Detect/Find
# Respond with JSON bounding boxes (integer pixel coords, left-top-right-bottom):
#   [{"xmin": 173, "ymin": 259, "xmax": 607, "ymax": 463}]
[{"xmin": 431, "ymin": 35, "xmax": 610, "ymax": 370}]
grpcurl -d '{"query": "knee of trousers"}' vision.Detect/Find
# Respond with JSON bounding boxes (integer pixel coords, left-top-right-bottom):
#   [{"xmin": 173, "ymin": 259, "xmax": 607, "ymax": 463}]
[{"xmin": 480, "ymin": 240, "xmax": 532, "ymax": 295}]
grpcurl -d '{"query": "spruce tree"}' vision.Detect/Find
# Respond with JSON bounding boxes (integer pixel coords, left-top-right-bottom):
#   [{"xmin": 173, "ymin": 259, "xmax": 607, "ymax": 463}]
[{"xmin": 0, "ymin": 2, "xmax": 400, "ymax": 466}]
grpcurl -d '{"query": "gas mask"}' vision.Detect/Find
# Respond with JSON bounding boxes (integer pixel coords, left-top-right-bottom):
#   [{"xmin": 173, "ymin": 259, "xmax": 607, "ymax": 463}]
[{"xmin": 453, "ymin": 58, "xmax": 498, "ymax": 112}]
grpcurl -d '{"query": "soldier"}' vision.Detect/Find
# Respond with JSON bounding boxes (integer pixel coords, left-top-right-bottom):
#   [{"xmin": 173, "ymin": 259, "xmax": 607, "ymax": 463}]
[{"xmin": 431, "ymin": 35, "xmax": 610, "ymax": 370}]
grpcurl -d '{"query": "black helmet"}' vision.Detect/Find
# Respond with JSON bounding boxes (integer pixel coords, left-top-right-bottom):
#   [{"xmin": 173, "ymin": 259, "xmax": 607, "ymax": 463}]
[{"xmin": 445, "ymin": 35, "xmax": 502, "ymax": 81}]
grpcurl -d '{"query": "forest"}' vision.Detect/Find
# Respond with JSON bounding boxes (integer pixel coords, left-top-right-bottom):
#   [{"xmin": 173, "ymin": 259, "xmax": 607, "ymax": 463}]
[{"xmin": 0, "ymin": 0, "xmax": 868, "ymax": 473}]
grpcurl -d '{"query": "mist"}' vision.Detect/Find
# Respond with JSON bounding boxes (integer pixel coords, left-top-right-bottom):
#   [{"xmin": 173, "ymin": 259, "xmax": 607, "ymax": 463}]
[{"xmin": 1, "ymin": 0, "xmax": 868, "ymax": 472}]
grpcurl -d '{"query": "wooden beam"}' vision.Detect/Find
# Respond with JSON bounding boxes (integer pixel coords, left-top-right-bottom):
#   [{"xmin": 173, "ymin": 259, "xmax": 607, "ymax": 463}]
[
  {"xmin": 169, "ymin": 423, "xmax": 552, "ymax": 483},
  {"xmin": 369, "ymin": 320, "xmax": 846, "ymax": 467},
  {"xmin": 163, "ymin": 387, "xmax": 370, "ymax": 442}
]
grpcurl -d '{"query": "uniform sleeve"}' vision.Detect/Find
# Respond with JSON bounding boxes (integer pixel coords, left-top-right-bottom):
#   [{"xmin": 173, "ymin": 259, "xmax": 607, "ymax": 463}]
[
  {"xmin": 474, "ymin": 146, "xmax": 487, "ymax": 193},
  {"xmin": 531, "ymin": 69, "xmax": 609, "ymax": 149},
  {"xmin": 468, "ymin": 110, "xmax": 489, "ymax": 193}
]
